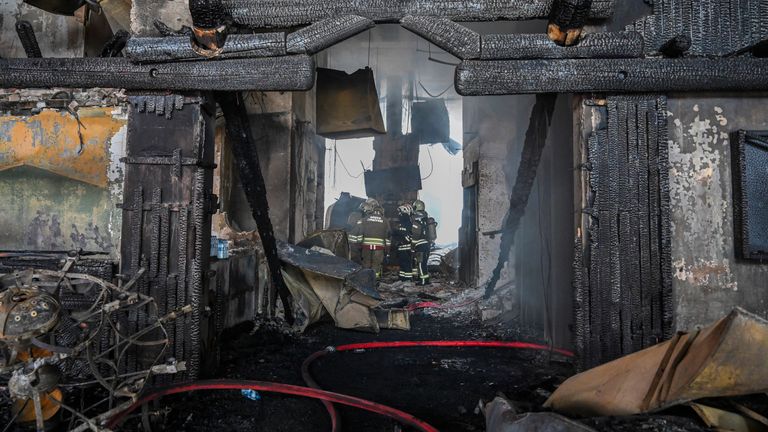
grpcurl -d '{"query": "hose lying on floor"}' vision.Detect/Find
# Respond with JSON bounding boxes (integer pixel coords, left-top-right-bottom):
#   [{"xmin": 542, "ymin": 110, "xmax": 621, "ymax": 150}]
[
  {"xmin": 302, "ymin": 340, "xmax": 575, "ymax": 432},
  {"xmin": 105, "ymin": 379, "xmax": 439, "ymax": 432}
]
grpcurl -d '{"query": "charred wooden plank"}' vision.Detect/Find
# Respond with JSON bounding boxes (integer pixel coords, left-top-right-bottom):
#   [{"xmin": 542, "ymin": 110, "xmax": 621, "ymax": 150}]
[
  {"xmin": 400, "ymin": 16, "xmax": 480, "ymax": 59},
  {"xmin": 217, "ymin": 91, "xmax": 294, "ymax": 324},
  {"xmin": 15, "ymin": 20, "xmax": 42, "ymax": 58},
  {"xmin": 481, "ymin": 31, "xmax": 643, "ymax": 60},
  {"xmin": 219, "ymin": 0, "xmax": 614, "ymax": 28},
  {"xmin": 0, "ymin": 56, "xmax": 315, "ymax": 91},
  {"xmin": 287, "ymin": 15, "xmax": 374, "ymax": 54},
  {"xmin": 126, "ymin": 34, "xmax": 287, "ymax": 63},
  {"xmin": 455, "ymin": 58, "xmax": 768, "ymax": 95}
]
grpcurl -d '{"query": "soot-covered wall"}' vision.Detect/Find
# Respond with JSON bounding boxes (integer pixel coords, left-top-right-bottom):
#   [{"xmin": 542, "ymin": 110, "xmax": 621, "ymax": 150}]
[{"xmin": 668, "ymin": 94, "xmax": 768, "ymax": 330}]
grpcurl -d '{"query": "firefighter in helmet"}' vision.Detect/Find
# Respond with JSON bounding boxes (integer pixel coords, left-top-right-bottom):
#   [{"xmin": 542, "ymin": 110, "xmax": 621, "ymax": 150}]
[
  {"xmin": 411, "ymin": 199, "xmax": 437, "ymax": 286},
  {"xmin": 350, "ymin": 198, "xmax": 390, "ymax": 279},
  {"xmin": 392, "ymin": 203, "xmax": 414, "ymax": 281}
]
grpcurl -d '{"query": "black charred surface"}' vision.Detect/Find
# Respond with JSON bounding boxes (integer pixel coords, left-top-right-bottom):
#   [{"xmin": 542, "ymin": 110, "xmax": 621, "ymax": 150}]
[
  {"xmin": 549, "ymin": 0, "xmax": 593, "ymax": 31},
  {"xmin": 400, "ymin": 16, "xmax": 480, "ymax": 60},
  {"xmin": 126, "ymin": 33, "xmax": 286, "ymax": 63},
  {"xmin": 628, "ymin": 0, "xmax": 768, "ymax": 56},
  {"xmin": 189, "ymin": 0, "xmax": 228, "ymax": 29},
  {"xmin": 120, "ymin": 94, "xmax": 217, "ymax": 379},
  {"xmin": 101, "ymin": 30, "xmax": 130, "ymax": 57},
  {"xmin": 217, "ymin": 92, "xmax": 294, "ymax": 323},
  {"xmin": 484, "ymin": 93, "xmax": 557, "ymax": 298},
  {"xmin": 455, "ymin": 58, "xmax": 768, "ymax": 95},
  {"xmin": 286, "ymin": 15, "xmax": 374, "ymax": 55},
  {"xmin": 658, "ymin": 35, "xmax": 691, "ymax": 57},
  {"xmin": 481, "ymin": 31, "xmax": 643, "ymax": 60},
  {"xmin": 0, "ymin": 56, "xmax": 315, "ymax": 91},
  {"xmin": 218, "ymin": 0, "xmax": 614, "ymax": 28},
  {"xmin": 579, "ymin": 95, "xmax": 672, "ymax": 368},
  {"xmin": 15, "ymin": 20, "xmax": 42, "ymax": 58}
]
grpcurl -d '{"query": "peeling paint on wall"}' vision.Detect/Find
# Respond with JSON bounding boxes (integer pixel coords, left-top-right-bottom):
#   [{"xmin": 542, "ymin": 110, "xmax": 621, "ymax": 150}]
[
  {"xmin": 668, "ymin": 95, "xmax": 768, "ymax": 330},
  {"xmin": 0, "ymin": 100, "xmax": 127, "ymax": 254}
]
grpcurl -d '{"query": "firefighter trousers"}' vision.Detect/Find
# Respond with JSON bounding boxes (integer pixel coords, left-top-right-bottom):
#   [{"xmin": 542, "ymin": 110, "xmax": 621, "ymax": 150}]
[
  {"xmin": 396, "ymin": 248, "xmax": 413, "ymax": 281},
  {"xmin": 413, "ymin": 243, "xmax": 430, "ymax": 285},
  {"xmin": 362, "ymin": 247, "xmax": 385, "ymax": 278}
]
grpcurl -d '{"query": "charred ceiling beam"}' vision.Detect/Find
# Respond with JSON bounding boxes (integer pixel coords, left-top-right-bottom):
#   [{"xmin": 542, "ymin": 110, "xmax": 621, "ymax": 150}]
[
  {"xmin": 455, "ymin": 58, "xmax": 768, "ymax": 95},
  {"xmin": 125, "ymin": 33, "xmax": 287, "ymax": 63},
  {"xmin": 218, "ymin": 0, "xmax": 613, "ymax": 28},
  {"xmin": 0, "ymin": 56, "xmax": 315, "ymax": 91},
  {"xmin": 480, "ymin": 31, "xmax": 643, "ymax": 60},
  {"xmin": 400, "ymin": 16, "xmax": 480, "ymax": 60},
  {"xmin": 217, "ymin": 91, "xmax": 294, "ymax": 324},
  {"xmin": 287, "ymin": 15, "xmax": 374, "ymax": 54},
  {"xmin": 15, "ymin": 20, "xmax": 42, "ymax": 58}
]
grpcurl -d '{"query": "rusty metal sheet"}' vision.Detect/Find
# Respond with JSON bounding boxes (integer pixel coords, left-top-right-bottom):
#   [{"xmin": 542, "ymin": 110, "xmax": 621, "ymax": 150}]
[
  {"xmin": 546, "ymin": 308, "xmax": 768, "ymax": 417},
  {"xmin": 0, "ymin": 107, "xmax": 125, "ymax": 188}
]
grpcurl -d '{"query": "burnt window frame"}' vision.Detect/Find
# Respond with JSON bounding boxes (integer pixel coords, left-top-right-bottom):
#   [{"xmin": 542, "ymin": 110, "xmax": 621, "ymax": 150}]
[{"xmin": 731, "ymin": 130, "xmax": 768, "ymax": 262}]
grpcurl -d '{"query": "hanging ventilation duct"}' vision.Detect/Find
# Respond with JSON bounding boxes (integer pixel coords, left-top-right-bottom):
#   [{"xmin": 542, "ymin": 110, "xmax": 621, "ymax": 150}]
[
  {"xmin": 411, "ymin": 99, "xmax": 450, "ymax": 145},
  {"xmin": 316, "ymin": 67, "xmax": 386, "ymax": 139}
]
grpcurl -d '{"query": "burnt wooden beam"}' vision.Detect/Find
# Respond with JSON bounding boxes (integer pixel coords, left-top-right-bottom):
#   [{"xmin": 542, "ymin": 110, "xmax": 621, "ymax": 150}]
[
  {"xmin": 219, "ymin": 0, "xmax": 614, "ymax": 28},
  {"xmin": 287, "ymin": 15, "xmax": 374, "ymax": 54},
  {"xmin": 455, "ymin": 58, "xmax": 768, "ymax": 95},
  {"xmin": 217, "ymin": 91, "xmax": 294, "ymax": 324},
  {"xmin": 400, "ymin": 15, "xmax": 480, "ymax": 59},
  {"xmin": 481, "ymin": 31, "xmax": 643, "ymax": 60},
  {"xmin": 485, "ymin": 93, "xmax": 558, "ymax": 298},
  {"xmin": 547, "ymin": 0, "xmax": 593, "ymax": 46},
  {"xmin": 0, "ymin": 56, "xmax": 315, "ymax": 91},
  {"xmin": 125, "ymin": 33, "xmax": 286, "ymax": 63},
  {"xmin": 15, "ymin": 20, "xmax": 42, "ymax": 58}
]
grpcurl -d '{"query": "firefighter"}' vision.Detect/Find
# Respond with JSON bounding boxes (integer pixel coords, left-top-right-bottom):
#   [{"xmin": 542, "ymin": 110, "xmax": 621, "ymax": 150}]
[
  {"xmin": 411, "ymin": 199, "xmax": 437, "ymax": 286},
  {"xmin": 351, "ymin": 199, "xmax": 390, "ymax": 279},
  {"xmin": 346, "ymin": 203, "xmax": 364, "ymax": 264},
  {"xmin": 392, "ymin": 204, "xmax": 414, "ymax": 282}
]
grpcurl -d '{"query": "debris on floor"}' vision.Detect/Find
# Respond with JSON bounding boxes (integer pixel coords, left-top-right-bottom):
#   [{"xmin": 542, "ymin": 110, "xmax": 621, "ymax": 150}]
[
  {"xmin": 547, "ymin": 307, "xmax": 768, "ymax": 416},
  {"xmin": 278, "ymin": 241, "xmax": 409, "ymax": 333}
]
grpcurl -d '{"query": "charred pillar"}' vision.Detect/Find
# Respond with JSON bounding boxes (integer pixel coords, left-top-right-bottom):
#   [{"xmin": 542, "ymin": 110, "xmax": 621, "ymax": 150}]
[{"xmin": 119, "ymin": 94, "xmax": 217, "ymax": 380}]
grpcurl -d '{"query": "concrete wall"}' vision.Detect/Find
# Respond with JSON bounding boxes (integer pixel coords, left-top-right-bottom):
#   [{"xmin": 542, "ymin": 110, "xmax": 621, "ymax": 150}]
[{"xmin": 668, "ymin": 94, "xmax": 768, "ymax": 330}]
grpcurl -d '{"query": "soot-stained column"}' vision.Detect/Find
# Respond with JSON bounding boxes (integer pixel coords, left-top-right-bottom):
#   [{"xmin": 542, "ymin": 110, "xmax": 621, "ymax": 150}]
[
  {"xmin": 120, "ymin": 93, "xmax": 217, "ymax": 380},
  {"xmin": 217, "ymin": 92, "xmax": 294, "ymax": 323},
  {"xmin": 574, "ymin": 95, "xmax": 672, "ymax": 369}
]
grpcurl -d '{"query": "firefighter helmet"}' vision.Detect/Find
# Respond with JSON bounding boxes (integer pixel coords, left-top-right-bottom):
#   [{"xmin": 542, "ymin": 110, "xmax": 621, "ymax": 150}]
[
  {"xmin": 361, "ymin": 198, "xmax": 379, "ymax": 214},
  {"xmin": 412, "ymin": 199, "xmax": 425, "ymax": 212},
  {"xmin": 397, "ymin": 204, "xmax": 413, "ymax": 215}
]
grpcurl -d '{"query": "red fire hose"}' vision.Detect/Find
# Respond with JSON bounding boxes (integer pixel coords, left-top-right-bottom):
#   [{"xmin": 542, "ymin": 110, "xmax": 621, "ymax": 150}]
[
  {"xmin": 302, "ymin": 340, "xmax": 574, "ymax": 432},
  {"xmin": 106, "ymin": 379, "xmax": 438, "ymax": 432}
]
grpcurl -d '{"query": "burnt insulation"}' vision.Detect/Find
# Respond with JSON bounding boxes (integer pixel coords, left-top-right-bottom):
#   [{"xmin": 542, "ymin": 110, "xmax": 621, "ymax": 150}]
[
  {"xmin": 628, "ymin": 0, "xmax": 768, "ymax": 56},
  {"xmin": 217, "ymin": 91, "xmax": 294, "ymax": 324},
  {"xmin": 125, "ymin": 33, "xmax": 287, "ymax": 63},
  {"xmin": 575, "ymin": 95, "xmax": 672, "ymax": 369},
  {"xmin": 15, "ymin": 20, "xmax": 42, "ymax": 58},
  {"xmin": 0, "ymin": 56, "xmax": 315, "ymax": 91},
  {"xmin": 480, "ymin": 31, "xmax": 644, "ymax": 60},
  {"xmin": 217, "ymin": 0, "xmax": 614, "ymax": 28},
  {"xmin": 455, "ymin": 57, "xmax": 768, "ymax": 95},
  {"xmin": 400, "ymin": 15, "xmax": 481, "ymax": 60},
  {"xmin": 286, "ymin": 15, "xmax": 374, "ymax": 55},
  {"xmin": 484, "ymin": 93, "xmax": 558, "ymax": 299}
]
